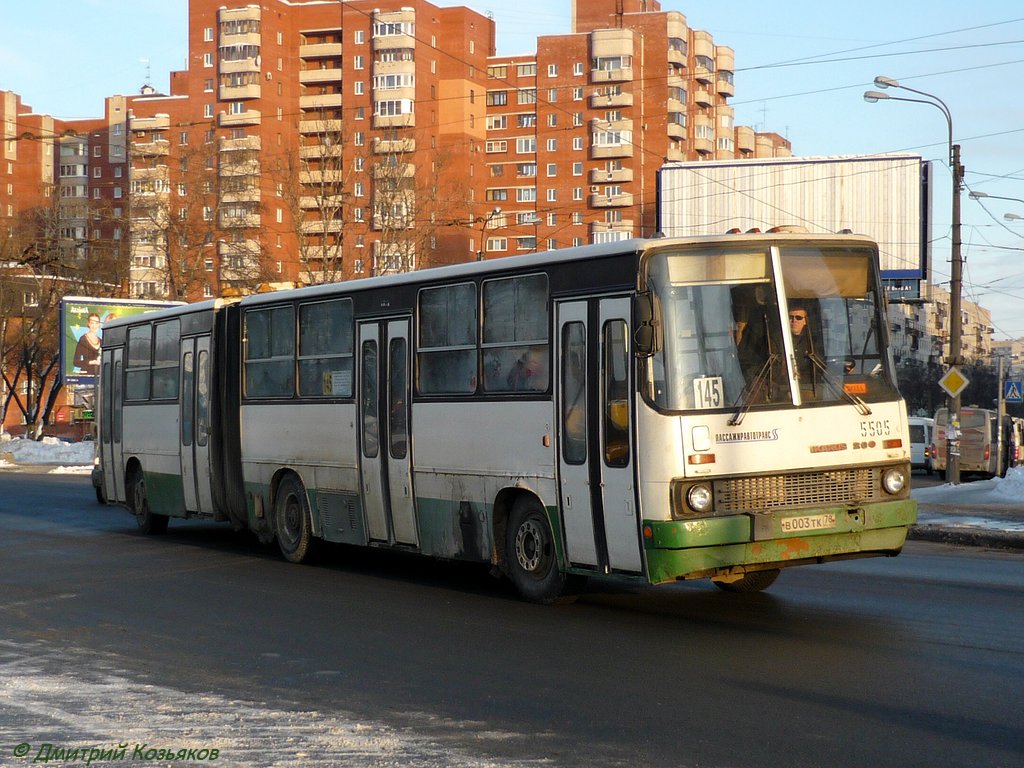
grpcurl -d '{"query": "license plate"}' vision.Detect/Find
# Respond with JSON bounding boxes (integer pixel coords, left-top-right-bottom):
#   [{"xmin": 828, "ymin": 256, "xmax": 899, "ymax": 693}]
[{"xmin": 780, "ymin": 513, "xmax": 837, "ymax": 533}]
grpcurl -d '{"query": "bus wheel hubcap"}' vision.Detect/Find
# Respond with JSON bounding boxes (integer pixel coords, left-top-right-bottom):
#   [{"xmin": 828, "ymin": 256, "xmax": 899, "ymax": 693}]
[{"xmin": 515, "ymin": 519, "xmax": 543, "ymax": 573}]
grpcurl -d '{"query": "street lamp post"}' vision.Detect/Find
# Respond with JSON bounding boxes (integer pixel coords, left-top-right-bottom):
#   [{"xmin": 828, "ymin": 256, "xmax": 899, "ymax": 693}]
[
  {"xmin": 969, "ymin": 191, "xmax": 1024, "ymax": 206},
  {"xmin": 864, "ymin": 76, "xmax": 964, "ymax": 484}
]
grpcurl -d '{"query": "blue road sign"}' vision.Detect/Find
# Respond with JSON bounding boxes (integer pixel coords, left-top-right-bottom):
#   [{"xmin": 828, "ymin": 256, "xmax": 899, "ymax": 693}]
[{"xmin": 1004, "ymin": 380, "xmax": 1023, "ymax": 404}]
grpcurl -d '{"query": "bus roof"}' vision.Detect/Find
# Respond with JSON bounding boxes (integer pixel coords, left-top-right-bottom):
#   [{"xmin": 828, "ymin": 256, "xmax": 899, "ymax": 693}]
[{"xmin": 238, "ymin": 231, "xmax": 878, "ymax": 309}]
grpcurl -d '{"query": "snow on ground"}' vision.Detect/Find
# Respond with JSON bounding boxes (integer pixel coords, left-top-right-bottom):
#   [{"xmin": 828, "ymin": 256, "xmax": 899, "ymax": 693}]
[
  {"xmin": 911, "ymin": 466, "xmax": 1024, "ymax": 505},
  {"xmin": 0, "ymin": 435, "xmax": 94, "ymax": 471}
]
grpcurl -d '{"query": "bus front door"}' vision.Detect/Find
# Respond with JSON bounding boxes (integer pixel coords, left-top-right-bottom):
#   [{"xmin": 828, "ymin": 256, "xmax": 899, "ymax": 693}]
[
  {"xmin": 556, "ymin": 298, "xmax": 642, "ymax": 574},
  {"xmin": 358, "ymin": 319, "xmax": 417, "ymax": 547},
  {"xmin": 180, "ymin": 336, "xmax": 214, "ymax": 515}
]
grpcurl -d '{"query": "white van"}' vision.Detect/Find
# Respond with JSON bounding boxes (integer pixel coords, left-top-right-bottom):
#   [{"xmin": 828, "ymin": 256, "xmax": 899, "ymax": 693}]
[{"xmin": 908, "ymin": 416, "xmax": 934, "ymax": 474}]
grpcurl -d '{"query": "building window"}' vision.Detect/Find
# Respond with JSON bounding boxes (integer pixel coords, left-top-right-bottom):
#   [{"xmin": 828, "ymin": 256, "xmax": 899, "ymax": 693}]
[
  {"xmin": 516, "ymin": 137, "xmax": 536, "ymax": 153},
  {"xmin": 355, "ymin": 30, "xmax": 364, "ymax": 44},
  {"xmin": 486, "ymin": 91, "xmax": 508, "ymax": 107},
  {"xmin": 547, "ymin": 64, "xmax": 558, "ymax": 77},
  {"xmin": 546, "ymin": 163, "xmax": 557, "ymax": 177},
  {"xmin": 203, "ymin": 53, "xmax": 214, "ymax": 68},
  {"xmin": 204, "ymin": 27, "xmax": 214, "ymax": 42}
]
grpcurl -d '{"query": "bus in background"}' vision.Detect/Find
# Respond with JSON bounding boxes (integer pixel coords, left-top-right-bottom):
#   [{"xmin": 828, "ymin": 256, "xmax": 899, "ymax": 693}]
[
  {"xmin": 95, "ymin": 232, "xmax": 917, "ymax": 602},
  {"xmin": 932, "ymin": 406, "xmax": 1014, "ymax": 480}
]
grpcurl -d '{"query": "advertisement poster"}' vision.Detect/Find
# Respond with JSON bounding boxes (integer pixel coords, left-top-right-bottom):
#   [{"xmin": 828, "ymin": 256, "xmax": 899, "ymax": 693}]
[{"xmin": 60, "ymin": 297, "xmax": 184, "ymax": 386}]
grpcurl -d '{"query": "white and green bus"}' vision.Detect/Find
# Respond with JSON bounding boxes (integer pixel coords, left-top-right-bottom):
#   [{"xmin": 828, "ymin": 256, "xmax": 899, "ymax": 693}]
[{"xmin": 95, "ymin": 232, "xmax": 917, "ymax": 602}]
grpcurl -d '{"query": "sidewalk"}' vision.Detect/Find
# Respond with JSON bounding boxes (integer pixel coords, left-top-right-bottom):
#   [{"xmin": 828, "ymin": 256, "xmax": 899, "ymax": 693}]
[{"xmin": 910, "ymin": 468, "xmax": 1024, "ymax": 550}]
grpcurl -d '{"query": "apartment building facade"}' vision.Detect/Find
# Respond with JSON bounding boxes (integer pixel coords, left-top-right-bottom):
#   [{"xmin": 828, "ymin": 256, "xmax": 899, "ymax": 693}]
[
  {"xmin": 479, "ymin": 0, "xmax": 791, "ymax": 258},
  {"xmin": 119, "ymin": 0, "xmax": 494, "ymax": 300}
]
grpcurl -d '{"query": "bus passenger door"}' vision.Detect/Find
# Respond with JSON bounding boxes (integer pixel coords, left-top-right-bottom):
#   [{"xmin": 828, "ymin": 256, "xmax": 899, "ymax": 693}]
[
  {"xmin": 358, "ymin": 320, "xmax": 418, "ymax": 546},
  {"xmin": 598, "ymin": 298, "xmax": 641, "ymax": 573},
  {"xmin": 180, "ymin": 337, "xmax": 214, "ymax": 515},
  {"xmin": 101, "ymin": 348, "xmax": 124, "ymax": 504},
  {"xmin": 556, "ymin": 301, "xmax": 599, "ymax": 567},
  {"xmin": 556, "ymin": 298, "xmax": 642, "ymax": 574}
]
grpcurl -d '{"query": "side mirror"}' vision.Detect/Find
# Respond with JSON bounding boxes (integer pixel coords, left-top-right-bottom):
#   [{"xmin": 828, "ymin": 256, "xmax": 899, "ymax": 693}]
[{"xmin": 633, "ymin": 293, "xmax": 658, "ymax": 357}]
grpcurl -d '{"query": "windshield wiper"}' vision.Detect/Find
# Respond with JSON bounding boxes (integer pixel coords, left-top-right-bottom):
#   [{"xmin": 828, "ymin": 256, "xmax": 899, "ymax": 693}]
[
  {"xmin": 807, "ymin": 352, "xmax": 872, "ymax": 415},
  {"xmin": 729, "ymin": 354, "xmax": 777, "ymax": 426}
]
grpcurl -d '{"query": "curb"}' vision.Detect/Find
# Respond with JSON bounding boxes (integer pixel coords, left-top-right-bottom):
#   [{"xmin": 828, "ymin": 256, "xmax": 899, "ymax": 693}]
[{"xmin": 908, "ymin": 524, "xmax": 1024, "ymax": 550}]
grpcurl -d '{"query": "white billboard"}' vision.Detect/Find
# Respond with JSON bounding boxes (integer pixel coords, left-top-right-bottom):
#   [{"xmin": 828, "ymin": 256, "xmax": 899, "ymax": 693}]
[{"xmin": 657, "ymin": 154, "xmax": 930, "ymax": 279}]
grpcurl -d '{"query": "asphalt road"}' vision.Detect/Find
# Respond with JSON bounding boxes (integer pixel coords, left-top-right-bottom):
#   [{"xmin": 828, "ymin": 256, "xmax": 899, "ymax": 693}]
[{"xmin": 1, "ymin": 471, "xmax": 1022, "ymax": 768}]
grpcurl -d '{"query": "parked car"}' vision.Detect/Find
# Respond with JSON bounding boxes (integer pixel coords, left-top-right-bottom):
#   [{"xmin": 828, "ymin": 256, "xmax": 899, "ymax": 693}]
[{"xmin": 908, "ymin": 416, "xmax": 934, "ymax": 475}]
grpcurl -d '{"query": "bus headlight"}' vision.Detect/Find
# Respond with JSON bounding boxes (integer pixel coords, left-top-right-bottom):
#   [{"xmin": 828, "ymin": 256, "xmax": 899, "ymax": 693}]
[
  {"xmin": 882, "ymin": 467, "xmax": 906, "ymax": 495},
  {"xmin": 686, "ymin": 483, "xmax": 714, "ymax": 513}
]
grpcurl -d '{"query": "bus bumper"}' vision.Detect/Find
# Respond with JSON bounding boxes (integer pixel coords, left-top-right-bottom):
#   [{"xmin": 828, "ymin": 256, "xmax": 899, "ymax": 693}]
[{"xmin": 642, "ymin": 499, "xmax": 917, "ymax": 585}]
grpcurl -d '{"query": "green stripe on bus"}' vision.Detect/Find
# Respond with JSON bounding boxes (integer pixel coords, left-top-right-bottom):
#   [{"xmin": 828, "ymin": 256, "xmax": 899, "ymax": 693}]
[{"xmin": 142, "ymin": 471, "xmax": 185, "ymax": 517}]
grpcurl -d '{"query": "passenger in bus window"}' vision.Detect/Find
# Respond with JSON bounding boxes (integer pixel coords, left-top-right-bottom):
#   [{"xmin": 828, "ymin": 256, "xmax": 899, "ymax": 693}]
[
  {"xmin": 788, "ymin": 301, "xmax": 817, "ymax": 398},
  {"xmin": 507, "ymin": 345, "xmax": 548, "ymax": 392}
]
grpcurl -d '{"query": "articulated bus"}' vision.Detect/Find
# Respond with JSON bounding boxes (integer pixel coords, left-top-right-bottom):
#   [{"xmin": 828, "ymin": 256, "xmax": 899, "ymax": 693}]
[{"xmin": 95, "ymin": 233, "xmax": 917, "ymax": 602}]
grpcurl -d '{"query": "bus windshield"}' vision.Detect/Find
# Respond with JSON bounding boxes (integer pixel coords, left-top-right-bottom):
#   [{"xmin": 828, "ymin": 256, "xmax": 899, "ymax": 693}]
[{"xmin": 644, "ymin": 244, "xmax": 899, "ymax": 412}]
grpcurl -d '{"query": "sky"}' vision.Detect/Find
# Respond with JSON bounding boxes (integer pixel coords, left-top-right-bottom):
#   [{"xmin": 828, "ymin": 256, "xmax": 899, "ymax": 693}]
[{"xmin": 3, "ymin": 0, "xmax": 1024, "ymax": 339}]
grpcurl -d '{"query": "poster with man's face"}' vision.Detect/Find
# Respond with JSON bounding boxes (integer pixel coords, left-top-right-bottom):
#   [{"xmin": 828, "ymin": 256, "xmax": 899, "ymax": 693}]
[{"xmin": 61, "ymin": 299, "xmax": 182, "ymax": 385}]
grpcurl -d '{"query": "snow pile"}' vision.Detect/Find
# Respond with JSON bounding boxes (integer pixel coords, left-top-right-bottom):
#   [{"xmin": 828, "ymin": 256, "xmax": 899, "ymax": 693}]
[
  {"xmin": 912, "ymin": 466, "xmax": 1024, "ymax": 505},
  {"xmin": 0, "ymin": 435, "xmax": 94, "ymax": 468}
]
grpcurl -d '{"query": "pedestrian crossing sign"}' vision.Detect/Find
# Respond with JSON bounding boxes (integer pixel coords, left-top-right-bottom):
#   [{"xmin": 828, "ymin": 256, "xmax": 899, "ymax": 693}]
[{"xmin": 1005, "ymin": 380, "xmax": 1023, "ymax": 404}]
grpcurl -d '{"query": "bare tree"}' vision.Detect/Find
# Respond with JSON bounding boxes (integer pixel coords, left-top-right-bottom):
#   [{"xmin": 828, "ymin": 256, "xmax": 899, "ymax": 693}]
[{"xmin": 271, "ymin": 115, "xmax": 357, "ymax": 286}]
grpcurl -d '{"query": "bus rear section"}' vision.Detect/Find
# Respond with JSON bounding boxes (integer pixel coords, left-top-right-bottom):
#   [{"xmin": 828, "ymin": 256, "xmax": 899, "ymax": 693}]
[
  {"xmin": 96, "ymin": 301, "xmax": 244, "ymax": 532},
  {"xmin": 932, "ymin": 407, "xmax": 1003, "ymax": 479}
]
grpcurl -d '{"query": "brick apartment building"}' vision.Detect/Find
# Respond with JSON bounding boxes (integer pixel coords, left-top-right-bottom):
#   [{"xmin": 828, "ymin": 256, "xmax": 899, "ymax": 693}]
[{"xmin": 6, "ymin": 0, "xmax": 793, "ymax": 302}]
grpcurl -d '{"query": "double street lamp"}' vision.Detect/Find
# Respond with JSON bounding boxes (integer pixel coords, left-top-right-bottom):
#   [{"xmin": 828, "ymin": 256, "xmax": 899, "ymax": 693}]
[{"xmin": 864, "ymin": 75, "xmax": 964, "ymax": 484}]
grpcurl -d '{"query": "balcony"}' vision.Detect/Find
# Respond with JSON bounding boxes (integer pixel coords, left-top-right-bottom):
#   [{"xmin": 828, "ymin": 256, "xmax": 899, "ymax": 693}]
[
  {"xmin": 299, "ymin": 144, "xmax": 344, "ymax": 160},
  {"xmin": 301, "ymin": 218, "xmax": 344, "ymax": 234},
  {"xmin": 590, "ymin": 192, "xmax": 633, "ymax": 208},
  {"xmin": 694, "ymin": 88, "xmax": 713, "ymax": 107},
  {"xmin": 373, "ymin": 112, "xmax": 415, "ymax": 129},
  {"xmin": 667, "ymin": 121, "xmax": 686, "ymax": 140},
  {"xmin": 217, "ymin": 239, "xmax": 260, "ymax": 258},
  {"xmin": 590, "ymin": 90, "xmax": 633, "ymax": 108},
  {"xmin": 300, "ymin": 93, "xmax": 344, "ymax": 110},
  {"xmin": 299, "ymin": 194, "xmax": 347, "ymax": 209},
  {"xmin": 133, "ymin": 139, "xmax": 170, "ymax": 158},
  {"xmin": 219, "ymin": 57, "xmax": 260, "ymax": 75},
  {"xmin": 372, "ymin": 161, "xmax": 415, "ymax": 179},
  {"xmin": 220, "ymin": 31, "xmax": 261, "ymax": 47},
  {"xmin": 590, "ymin": 143, "xmax": 633, "ymax": 160},
  {"xmin": 219, "ymin": 212, "xmax": 261, "ymax": 229},
  {"xmin": 299, "ymin": 119, "xmax": 344, "ymax": 134},
  {"xmin": 590, "ymin": 66, "xmax": 633, "ymax": 84},
  {"xmin": 373, "ymin": 59, "xmax": 415, "ymax": 77},
  {"xmin": 218, "ymin": 109, "xmax": 262, "ymax": 127},
  {"xmin": 220, "ymin": 187, "xmax": 261, "ymax": 204},
  {"xmin": 299, "ymin": 68, "xmax": 342, "ymax": 85},
  {"xmin": 218, "ymin": 160, "xmax": 260, "ymax": 178},
  {"xmin": 300, "ymin": 170, "xmax": 347, "ymax": 185},
  {"xmin": 373, "ymin": 136, "xmax": 416, "ymax": 154},
  {"xmin": 736, "ymin": 126, "xmax": 755, "ymax": 155},
  {"xmin": 219, "ymin": 83, "xmax": 261, "ymax": 100},
  {"xmin": 717, "ymin": 73, "xmax": 735, "ymax": 98},
  {"xmin": 300, "ymin": 42, "xmax": 343, "ymax": 59},
  {"xmin": 589, "ymin": 167, "xmax": 633, "ymax": 184},
  {"xmin": 590, "ymin": 220, "xmax": 634, "ymax": 236},
  {"xmin": 372, "ymin": 33, "xmax": 415, "ymax": 51},
  {"xmin": 130, "ymin": 114, "xmax": 170, "ymax": 131},
  {"xmin": 219, "ymin": 135, "xmax": 262, "ymax": 152}
]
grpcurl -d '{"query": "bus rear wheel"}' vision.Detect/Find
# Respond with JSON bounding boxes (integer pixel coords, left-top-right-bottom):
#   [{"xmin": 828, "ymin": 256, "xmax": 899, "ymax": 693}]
[
  {"xmin": 506, "ymin": 497, "xmax": 569, "ymax": 604},
  {"xmin": 130, "ymin": 469, "xmax": 167, "ymax": 535},
  {"xmin": 274, "ymin": 474, "xmax": 317, "ymax": 564},
  {"xmin": 713, "ymin": 568, "xmax": 780, "ymax": 593}
]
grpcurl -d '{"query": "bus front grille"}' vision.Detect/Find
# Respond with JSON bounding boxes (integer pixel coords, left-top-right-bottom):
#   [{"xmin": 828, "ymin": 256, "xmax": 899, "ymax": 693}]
[{"xmin": 715, "ymin": 468, "xmax": 883, "ymax": 512}]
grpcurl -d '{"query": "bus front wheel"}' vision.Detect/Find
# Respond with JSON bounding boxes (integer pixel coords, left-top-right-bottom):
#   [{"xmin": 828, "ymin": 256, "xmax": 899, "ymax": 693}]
[
  {"xmin": 506, "ymin": 497, "xmax": 569, "ymax": 604},
  {"xmin": 713, "ymin": 568, "xmax": 780, "ymax": 593},
  {"xmin": 274, "ymin": 474, "xmax": 317, "ymax": 564},
  {"xmin": 130, "ymin": 469, "xmax": 167, "ymax": 535}
]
